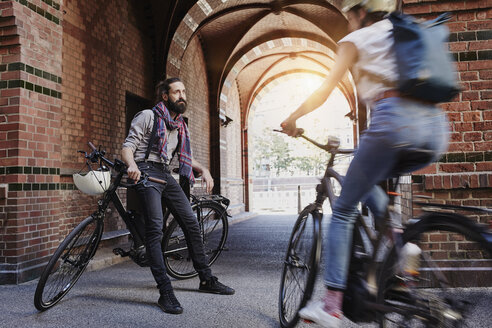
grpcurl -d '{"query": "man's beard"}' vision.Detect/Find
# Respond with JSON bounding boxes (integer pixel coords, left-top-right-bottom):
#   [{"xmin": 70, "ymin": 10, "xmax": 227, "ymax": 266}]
[{"xmin": 166, "ymin": 98, "xmax": 187, "ymax": 115}]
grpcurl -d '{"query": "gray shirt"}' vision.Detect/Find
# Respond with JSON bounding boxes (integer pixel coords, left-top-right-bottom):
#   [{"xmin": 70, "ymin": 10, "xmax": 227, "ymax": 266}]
[{"xmin": 123, "ymin": 109, "xmax": 179, "ymax": 164}]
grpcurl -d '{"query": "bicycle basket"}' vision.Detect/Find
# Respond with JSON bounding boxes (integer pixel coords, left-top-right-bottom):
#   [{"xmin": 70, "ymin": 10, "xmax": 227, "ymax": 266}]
[{"xmin": 73, "ymin": 169, "xmax": 111, "ymax": 195}]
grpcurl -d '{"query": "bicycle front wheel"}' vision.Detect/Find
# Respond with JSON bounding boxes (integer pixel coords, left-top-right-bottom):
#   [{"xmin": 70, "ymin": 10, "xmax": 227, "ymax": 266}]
[
  {"xmin": 377, "ymin": 212, "xmax": 492, "ymax": 327},
  {"xmin": 279, "ymin": 205, "xmax": 322, "ymax": 328},
  {"xmin": 34, "ymin": 215, "xmax": 103, "ymax": 311},
  {"xmin": 162, "ymin": 201, "xmax": 228, "ymax": 279}
]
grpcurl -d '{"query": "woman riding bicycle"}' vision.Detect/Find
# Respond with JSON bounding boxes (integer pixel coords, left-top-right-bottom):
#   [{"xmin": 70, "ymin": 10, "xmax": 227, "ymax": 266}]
[{"xmin": 281, "ymin": 0, "xmax": 449, "ymax": 327}]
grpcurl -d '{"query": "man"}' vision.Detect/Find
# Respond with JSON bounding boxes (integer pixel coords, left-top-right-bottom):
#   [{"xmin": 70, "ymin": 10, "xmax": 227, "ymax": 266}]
[
  {"xmin": 122, "ymin": 77, "xmax": 234, "ymax": 315},
  {"xmin": 281, "ymin": 0, "xmax": 449, "ymax": 327}
]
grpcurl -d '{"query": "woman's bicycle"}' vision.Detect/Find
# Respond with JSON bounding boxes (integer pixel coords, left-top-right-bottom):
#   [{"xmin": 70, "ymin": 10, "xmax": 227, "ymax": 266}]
[
  {"xmin": 278, "ymin": 130, "xmax": 492, "ymax": 328},
  {"xmin": 34, "ymin": 142, "xmax": 230, "ymax": 311}
]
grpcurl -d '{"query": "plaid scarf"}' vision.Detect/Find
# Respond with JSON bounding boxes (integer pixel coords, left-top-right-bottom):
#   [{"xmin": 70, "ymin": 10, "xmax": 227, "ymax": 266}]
[{"xmin": 153, "ymin": 102, "xmax": 195, "ymax": 186}]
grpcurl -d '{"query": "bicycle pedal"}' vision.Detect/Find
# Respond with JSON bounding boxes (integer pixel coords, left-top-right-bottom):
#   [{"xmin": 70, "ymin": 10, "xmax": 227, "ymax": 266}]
[{"xmin": 113, "ymin": 247, "xmax": 129, "ymax": 257}]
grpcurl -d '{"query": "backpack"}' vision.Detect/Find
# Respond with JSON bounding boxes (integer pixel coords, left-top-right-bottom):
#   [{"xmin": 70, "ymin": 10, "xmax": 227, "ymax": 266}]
[{"xmin": 389, "ymin": 12, "xmax": 460, "ymax": 103}]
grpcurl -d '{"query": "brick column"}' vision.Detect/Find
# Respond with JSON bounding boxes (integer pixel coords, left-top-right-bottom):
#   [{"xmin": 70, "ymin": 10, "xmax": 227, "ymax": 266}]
[{"xmin": 0, "ymin": 0, "xmax": 62, "ymax": 284}]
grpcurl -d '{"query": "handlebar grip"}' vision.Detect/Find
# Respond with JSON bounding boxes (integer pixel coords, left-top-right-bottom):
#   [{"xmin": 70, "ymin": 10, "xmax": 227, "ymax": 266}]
[
  {"xmin": 88, "ymin": 141, "xmax": 97, "ymax": 151},
  {"xmin": 148, "ymin": 177, "xmax": 167, "ymax": 185}
]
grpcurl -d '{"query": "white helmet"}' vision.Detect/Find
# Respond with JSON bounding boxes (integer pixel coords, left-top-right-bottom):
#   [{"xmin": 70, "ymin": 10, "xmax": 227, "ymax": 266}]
[
  {"xmin": 342, "ymin": 0, "xmax": 397, "ymax": 13},
  {"xmin": 73, "ymin": 170, "xmax": 111, "ymax": 195}
]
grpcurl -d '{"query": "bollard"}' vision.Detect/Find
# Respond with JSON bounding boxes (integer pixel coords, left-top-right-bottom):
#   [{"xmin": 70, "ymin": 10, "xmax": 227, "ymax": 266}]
[{"xmin": 298, "ymin": 185, "xmax": 301, "ymax": 214}]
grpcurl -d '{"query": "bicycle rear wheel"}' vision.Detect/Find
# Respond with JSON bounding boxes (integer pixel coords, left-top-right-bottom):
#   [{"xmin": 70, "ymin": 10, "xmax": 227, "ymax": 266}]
[
  {"xmin": 377, "ymin": 212, "xmax": 492, "ymax": 327},
  {"xmin": 34, "ymin": 215, "xmax": 103, "ymax": 311},
  {"xmin": 162, "ymin": 201, "xmax": 228, "ymax": 279},
  {"xmin": 279, "ymin": 205, "xmax": 322, "ymax": 328}
]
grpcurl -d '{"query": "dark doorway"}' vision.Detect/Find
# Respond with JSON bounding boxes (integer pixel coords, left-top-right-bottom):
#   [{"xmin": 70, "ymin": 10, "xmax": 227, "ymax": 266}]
[{"xmin": 125, "ymin": 92, "xmax": 152, "ymax": 213}]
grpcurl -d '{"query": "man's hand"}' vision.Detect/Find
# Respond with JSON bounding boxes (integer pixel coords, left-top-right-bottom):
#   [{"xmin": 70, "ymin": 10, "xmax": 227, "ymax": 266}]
[
  {"xmin": 201, "ymin": 169, "xmax": 214, "ymax": 194},
  {"xmin": 122, "ymin": 147, "xmax": 141, "ymax": 183},
  {"xmin": 126, "ymin": 163, "xmax": 141, "ymax": 183}
]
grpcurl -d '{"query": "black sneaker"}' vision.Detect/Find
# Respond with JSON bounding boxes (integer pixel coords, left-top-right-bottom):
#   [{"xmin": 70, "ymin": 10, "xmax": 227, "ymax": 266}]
[
  {"xmin": 199, "ymin": 276, "xmax": 235, "ymax": 295},
  {"xmin": 158, "ymin": 290, "xmax": 183, "ymax": 314}
]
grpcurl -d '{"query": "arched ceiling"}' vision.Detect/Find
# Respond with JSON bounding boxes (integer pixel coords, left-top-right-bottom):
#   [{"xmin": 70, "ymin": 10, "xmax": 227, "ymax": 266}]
[{"xmin": 146, "ymin": 0, "xmax": 352, "ymax": 126}]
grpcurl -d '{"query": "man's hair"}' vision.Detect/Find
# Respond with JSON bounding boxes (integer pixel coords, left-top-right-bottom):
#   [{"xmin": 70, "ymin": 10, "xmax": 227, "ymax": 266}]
[{"xmin": 154, "ymin": 77, "xmax": 182, "ymax": 105}]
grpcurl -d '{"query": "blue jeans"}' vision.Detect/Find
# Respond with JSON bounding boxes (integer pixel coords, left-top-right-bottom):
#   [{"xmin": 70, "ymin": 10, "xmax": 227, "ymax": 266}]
[
  {"xmin": 324, "ymin": 97, "xmax": 449, "ymax": 289},
  {"xmin": 135, "ymin": 162, "xmax": 212, "ymax": 293}
]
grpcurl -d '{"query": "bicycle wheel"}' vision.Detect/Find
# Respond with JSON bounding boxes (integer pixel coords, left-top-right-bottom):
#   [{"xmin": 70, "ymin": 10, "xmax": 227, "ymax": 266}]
[
  {"xmin": 34, "ymin": 215, "xmax": 103, "ymax": 311},
  {"xmin": 377, "ymin": 212, "xmax": 492, "ymax": 327},
  {"xmin": 279, "ymin": 205, "xmax": 322, "ymax": 328},
  {"xmin": 162, "ymin": 201, "xmax": 228, "ymax": 279}
]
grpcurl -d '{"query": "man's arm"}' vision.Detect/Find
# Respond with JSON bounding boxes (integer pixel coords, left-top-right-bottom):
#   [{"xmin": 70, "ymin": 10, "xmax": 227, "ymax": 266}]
[
  {"xmin": 191, "ymin": 158, "xmax": 214, "ymax": 194},
  {"xmin": 122, "ymin": 146, "xmax": 140, "ymax": 183}
]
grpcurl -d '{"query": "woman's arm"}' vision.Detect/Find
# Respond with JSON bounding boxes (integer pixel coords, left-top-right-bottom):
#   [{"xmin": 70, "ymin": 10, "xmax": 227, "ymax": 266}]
[{"xmin": 281, "ymin": 42, "xmax": 358, "ymax": 135}]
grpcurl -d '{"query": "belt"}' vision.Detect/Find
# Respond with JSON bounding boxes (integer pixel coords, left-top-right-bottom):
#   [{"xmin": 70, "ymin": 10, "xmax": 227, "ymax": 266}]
[
  {"xmin": 373, "ymin": 90, "xmax": 435, "ymax": 105},
  {"xmin": 137, "ymin": 161, "xmax": 170, "ymax": 172},
  {"xmin": 373, "ymin": 90, "xmax": 402, "ymax": 103}
]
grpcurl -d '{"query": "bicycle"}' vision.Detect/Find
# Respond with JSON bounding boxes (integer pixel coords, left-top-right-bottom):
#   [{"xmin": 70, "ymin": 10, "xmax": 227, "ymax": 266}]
[
  {"xmin": 277, "ymin": 130, "xmax": 492, "ymax": 328},
  {"xmin": 34, "ymin": 142, "xmax": 230, "ymax": 311}
]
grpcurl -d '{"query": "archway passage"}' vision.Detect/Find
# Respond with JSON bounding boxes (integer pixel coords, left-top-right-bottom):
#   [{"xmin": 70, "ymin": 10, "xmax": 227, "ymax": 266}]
[
  {"xmin": 248, "ymin": 73, "xmax": 354, "ymax": 213},
  {"xmin": 164, "ymin": 0, "xmax": 358, "ymax": 212}
]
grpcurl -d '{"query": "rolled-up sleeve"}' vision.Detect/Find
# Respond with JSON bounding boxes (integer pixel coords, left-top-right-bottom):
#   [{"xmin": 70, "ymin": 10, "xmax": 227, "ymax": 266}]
[{"xmin": 122, "ymin": 110, "xmax": 151, "ymax": 152}]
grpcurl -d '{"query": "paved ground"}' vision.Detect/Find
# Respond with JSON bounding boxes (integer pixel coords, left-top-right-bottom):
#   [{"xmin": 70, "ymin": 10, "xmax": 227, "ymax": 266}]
[{"xmin": 1, "ymin": 214, "xmax": 491, "ymax": 328}]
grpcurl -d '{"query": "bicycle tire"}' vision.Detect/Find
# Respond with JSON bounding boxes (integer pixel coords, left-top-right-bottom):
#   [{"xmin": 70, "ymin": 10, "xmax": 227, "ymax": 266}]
[
  {"xmin": 162, "ymin": 201, "xmax": 228, "ymax": 280},
  {"xmin": 376, "ymin": 212, "xmax": 492, "ymax": 327},
  {"xmin": 278, "ymin": 205, "xmax": 322, "ymax": 328},
  {"xmin": 34, "ymin": 215, "xmax": 103, "ymax": 311}
]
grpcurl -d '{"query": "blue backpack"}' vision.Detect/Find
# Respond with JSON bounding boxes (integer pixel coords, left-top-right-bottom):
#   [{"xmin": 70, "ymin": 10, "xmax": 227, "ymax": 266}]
[{"xmin": 389, "ymin": 12, "xmax": 460, "ymax": 103}]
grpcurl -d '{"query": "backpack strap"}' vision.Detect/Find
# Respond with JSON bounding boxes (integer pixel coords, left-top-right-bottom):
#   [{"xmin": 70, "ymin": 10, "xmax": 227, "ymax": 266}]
[{"xmin": 144, "ymin": 110, "xmax": 159, "ymax": 161}]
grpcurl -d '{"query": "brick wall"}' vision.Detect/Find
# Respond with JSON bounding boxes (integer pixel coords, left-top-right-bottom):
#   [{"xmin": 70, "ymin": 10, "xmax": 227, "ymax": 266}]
[
  {"xmin": 0, "ymin": 0, "xmax": 63, "ymax": 283},
  {"xmin": 0, "ymin": 0, "xmax": 154, "ymax": 284},
  {"xmin": 401, "ymin": 0, "xmax": 491, "ymax": 221}
]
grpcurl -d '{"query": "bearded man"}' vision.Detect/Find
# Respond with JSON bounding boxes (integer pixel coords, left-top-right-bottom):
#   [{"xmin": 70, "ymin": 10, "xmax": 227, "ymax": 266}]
[{"xmin": 122, "ymin": 78, "xmax": 234, "ymax": 315}]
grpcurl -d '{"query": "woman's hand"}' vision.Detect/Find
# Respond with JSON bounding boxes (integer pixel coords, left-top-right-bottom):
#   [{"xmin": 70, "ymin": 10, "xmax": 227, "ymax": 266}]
[{"xmin": 280, "ymin": 116, "xmax": 298, "ymax": 137}]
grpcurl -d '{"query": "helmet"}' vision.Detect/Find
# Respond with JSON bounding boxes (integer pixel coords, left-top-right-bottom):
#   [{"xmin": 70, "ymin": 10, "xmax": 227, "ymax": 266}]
[
  {"xmin": 73, "ymin": 170, "xmax": 111, "ymax": 195},
  {"xmin": 341, "ymin": 0, "xmax": 397, "ymax": 13}
]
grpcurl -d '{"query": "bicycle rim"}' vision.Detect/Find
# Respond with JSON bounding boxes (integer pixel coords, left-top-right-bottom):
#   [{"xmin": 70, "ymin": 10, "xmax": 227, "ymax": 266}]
[
  {"xmin": 34, "ymin": 215, "xmax": 102, "ymax": 311},
  {"xmin": 377, "ymin": 213, "xmax": 492, "ymax": 327},
  {"xmin": 163, "ymin": 202, "xmax": 228, "ymax": 279},
  {"xmin": 279, "ymin": 206, "xmax": 321, "ymax": 328},
  {"xmin": 198, "ymin": 201, "xmax": 228, "ymax": 266}
]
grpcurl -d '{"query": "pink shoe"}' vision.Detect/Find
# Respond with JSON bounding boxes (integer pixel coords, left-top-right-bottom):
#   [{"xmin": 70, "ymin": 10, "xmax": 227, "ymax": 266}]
[{"xmin": 298, "ymin": 300, "xmax": 342, "ymax": 328}]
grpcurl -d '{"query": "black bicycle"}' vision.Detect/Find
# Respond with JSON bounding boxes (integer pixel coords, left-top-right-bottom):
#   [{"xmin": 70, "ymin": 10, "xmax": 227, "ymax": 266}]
[
  {"xmin": 278, "ymin": 130, "xmax": 492, "ymax": 328},
  {"xmin": 34, "ymin": 142, "xmax": 229, "ymax": 311}
]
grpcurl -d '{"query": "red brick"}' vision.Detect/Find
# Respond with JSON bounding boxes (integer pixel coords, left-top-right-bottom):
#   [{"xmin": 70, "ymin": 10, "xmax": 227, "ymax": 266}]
[
  {"xmin": 469, "ymin": 60, "xmax": 492, "ymax": 70},
  {"xmin": 467, "ymin": 20, "xmax": 492, "ymax": 30},
  {"xmin": 469, "ymin": 40, "xmax": 492, "ymax": 51},
  {"xmin": 459, "ymin": 71, "xmax": 478, "ymax": 81},
  {"xmin": 471, "ymin": 101, "xmax": 492, "ymax": 110},
  {"xmin": 464, "ymin": 132, "xmax": 482, "ymax": 141},
  {"xmin": 462, "ymin": 91, "xmax": 480, "ymax": 101},
  {"xmin": 479, "ymin": 70, "xmax": 492, "ymax": 80},
  {"xmin": 474, "ymin": 141, "xmax": 492, "ymax": 151}
]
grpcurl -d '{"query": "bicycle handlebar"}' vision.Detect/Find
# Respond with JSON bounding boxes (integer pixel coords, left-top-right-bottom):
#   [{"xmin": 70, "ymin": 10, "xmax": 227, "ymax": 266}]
[
  {"xmin": 83, "ymin": 142, "xmax": 166, "ymax": 186},
  {"xmin": 273, "ymin": 129, "xmax": 355, "ymax": 154}
]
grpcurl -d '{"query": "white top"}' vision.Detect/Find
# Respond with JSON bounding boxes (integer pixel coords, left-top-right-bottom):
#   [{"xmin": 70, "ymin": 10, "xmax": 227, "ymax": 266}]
[
  {"xmin": 123, "ymin": 109, "xmax": 179, "ymax": 164},
  {"xmin": 338, "ymin": 19, "xmax": 398, "ymax": 104}
]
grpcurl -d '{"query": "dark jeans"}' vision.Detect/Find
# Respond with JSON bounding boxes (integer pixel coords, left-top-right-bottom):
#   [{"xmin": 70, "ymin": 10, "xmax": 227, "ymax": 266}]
[{"xmin": 135, "ymin": 161, "xmax": 212, "ymax": 293}]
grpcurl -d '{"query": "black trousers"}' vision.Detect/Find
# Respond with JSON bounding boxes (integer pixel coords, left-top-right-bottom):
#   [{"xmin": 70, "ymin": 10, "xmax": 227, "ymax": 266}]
[{"xmin": 135, "ymin": 161, "xmax": 212, "ymax": 293}]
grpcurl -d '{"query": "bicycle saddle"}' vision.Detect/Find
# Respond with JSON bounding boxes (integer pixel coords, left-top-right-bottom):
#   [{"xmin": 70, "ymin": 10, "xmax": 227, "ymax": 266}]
[{"xmin": 393, "ymin": 148, "xmax": 435, "ymax": 175}]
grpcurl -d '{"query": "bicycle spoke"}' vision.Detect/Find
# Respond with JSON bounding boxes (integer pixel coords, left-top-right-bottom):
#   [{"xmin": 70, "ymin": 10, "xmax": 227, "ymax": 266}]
[{"xmin": 35, "ymin": 216, "xmax": 102, "ymax": 310}]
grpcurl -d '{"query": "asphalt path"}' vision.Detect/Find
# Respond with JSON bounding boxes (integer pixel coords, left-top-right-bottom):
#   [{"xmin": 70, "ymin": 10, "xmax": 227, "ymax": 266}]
[{"xmin": 2, "ymin": 214, "xmax": 491, "ymax": 328}]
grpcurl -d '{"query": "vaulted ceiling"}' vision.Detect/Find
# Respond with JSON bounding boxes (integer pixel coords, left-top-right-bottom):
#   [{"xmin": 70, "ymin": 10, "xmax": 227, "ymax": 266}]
[{"xmin": 144, "ymin": 0, "xmax": 354, "ymax": 123}]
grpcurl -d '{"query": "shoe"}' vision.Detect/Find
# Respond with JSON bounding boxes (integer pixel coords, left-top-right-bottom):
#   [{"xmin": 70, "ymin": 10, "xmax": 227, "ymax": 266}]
[
  {"xmin": 298, "ymin": 301, "xmax": 341, "ymax": 328},
  {"xmin": 158, "ymin": 290, "xmax": 183, "ymax": 314},
  {"xmin": 199, "ymin": 276, "xmax": 235, "ymax": 295}
]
